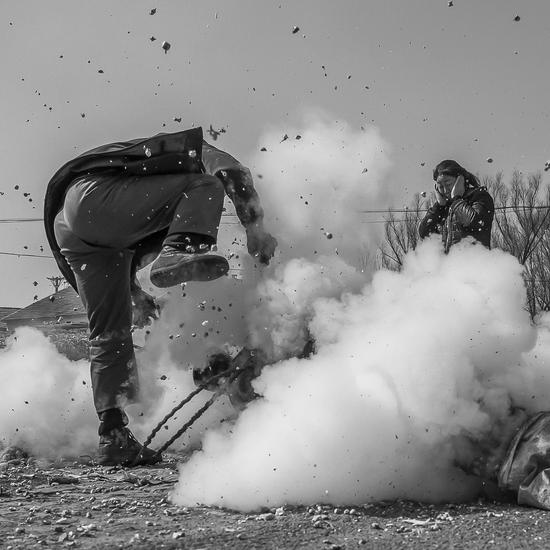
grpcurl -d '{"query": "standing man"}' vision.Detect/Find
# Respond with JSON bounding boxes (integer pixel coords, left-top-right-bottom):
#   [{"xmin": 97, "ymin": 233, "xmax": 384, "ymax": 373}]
[
  {"xmin": 419, "ymin": 159, "xmax": 494, "ymax": 252},
  {"xmin": 44, "ymin": 127, "xmax": 277, "ymax": 466}
]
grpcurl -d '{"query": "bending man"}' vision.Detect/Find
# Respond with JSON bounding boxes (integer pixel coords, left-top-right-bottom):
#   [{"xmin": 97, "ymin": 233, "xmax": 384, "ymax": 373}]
[{"xmin": 44, "ymin": 127, "xmax": 277, "ymax": 466}]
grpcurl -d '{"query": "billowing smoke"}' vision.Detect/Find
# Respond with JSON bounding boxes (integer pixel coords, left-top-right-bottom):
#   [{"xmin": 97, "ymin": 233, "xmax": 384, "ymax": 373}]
[
  {"xmin": 0, "ymin": 327, "xmax": 97, "ymax": 457},
  {"xmin": 171, "ymin": 240, "xmax": 550, "ymax": 510},
  {"xmin": 249, "ymin": 109, "xmax": 393, "ymax": 266}
]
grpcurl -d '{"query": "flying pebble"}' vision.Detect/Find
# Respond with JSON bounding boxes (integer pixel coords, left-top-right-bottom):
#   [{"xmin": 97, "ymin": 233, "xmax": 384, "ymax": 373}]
[
  {"xmin": 292, "ymin": 26, "xmax": 300, "ymax": 34},
  {"xmin": 486, "ymin": 157, "xmax": 493, "ymax": 163},
  {"xmin": 162, "ymin": 41, "xmax": 171, "ymax": 53}
]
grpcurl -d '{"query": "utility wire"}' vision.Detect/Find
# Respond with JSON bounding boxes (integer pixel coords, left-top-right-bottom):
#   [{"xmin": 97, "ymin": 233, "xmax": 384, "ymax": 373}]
[{"xmin": 2, "ymin": 205, "xmax": 550, "ymax": 222}]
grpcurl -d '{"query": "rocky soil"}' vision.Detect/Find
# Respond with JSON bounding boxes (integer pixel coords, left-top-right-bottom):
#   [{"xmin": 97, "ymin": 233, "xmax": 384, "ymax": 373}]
[{"xmin": 1, "ymin": 448, "xmax": 549, "ymax": 549}]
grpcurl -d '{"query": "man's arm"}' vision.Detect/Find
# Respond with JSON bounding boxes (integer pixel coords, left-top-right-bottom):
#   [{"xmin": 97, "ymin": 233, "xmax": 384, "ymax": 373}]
[
  {"xmin": 449, "ymin": 190, "xmax": 494, "ymax": 232},
  {"xmin": 201, "ymin": 140, "xmax": 263, "ymax": 225},
  {"xmin": 202, "ymin": 141, "xmax": 276, "ymax": 264}
]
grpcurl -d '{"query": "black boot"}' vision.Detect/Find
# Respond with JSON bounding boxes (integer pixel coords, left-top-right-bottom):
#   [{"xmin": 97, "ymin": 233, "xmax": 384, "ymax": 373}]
[{"xmin": 97, "ymin": 409, "xmax": 161, "ymax": 467}]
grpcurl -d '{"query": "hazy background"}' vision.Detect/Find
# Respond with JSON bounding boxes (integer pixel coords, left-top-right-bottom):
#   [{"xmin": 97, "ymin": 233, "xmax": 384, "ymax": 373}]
[{"xmin": 1, "ymin": 0, "xmax": 549, "ymax": 306}]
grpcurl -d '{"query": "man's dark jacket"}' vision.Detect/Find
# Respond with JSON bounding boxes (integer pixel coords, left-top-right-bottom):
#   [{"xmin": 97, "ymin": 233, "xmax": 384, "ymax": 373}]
[
  {"xmin": 44, "ymin": 127, "xmax": 260, "ymax": 291},
  {"xmin": 418, "ymin": 186, "xmax": 494, "ymax": 252}
]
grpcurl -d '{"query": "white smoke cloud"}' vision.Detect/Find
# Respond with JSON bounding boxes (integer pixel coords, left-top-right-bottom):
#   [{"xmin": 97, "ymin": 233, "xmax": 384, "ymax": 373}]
[
  {"xmin": 0, "ymin": 327, "xmax": 96, "ymax": 457},
  {"xmin": 171, "ymin": 240, "xmax": 547, "ymax": 510},
  {"xmin": 249, "ymin": 109, "xmax": 393, "ymax": 266}
]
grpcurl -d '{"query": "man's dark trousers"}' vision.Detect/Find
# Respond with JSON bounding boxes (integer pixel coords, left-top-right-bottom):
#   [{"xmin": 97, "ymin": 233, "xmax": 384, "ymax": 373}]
[{"xmin": 54, "ymin": 170, "xmax": 225, "ymax": 414}]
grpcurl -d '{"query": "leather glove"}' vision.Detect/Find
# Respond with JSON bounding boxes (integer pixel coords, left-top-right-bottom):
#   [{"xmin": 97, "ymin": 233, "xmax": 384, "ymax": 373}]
[
  {"xmin": 434, "ymin": 183, "xmax": 448, "ymax": 206},
  {"xmin": 451, "ymin": 175, "xmax": 465, "ymax": 199},
  {"xmin": 245, "ymin": 223, "xmax": 277, "ymax": 265}
]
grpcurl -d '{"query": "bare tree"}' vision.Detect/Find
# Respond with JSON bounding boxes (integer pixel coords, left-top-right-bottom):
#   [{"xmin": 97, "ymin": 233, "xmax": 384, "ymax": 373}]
[
  {"xmin": 486, "ymin": 171, "xmax": 550, "ymax": 319},
  {"xmin": 378, "ymin": 193, "xmax": 426, "ymax": 271}
]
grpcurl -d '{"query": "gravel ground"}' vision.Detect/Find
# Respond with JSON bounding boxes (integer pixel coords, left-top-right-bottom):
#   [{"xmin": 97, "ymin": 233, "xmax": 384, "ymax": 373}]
[{"xmin": 1, "ymin": 450, "xmax": 549, "ymax": 550}]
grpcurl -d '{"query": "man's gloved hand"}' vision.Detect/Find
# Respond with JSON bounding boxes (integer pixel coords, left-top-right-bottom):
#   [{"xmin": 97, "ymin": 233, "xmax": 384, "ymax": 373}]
[
  {"xmin": 451, "ymin": 175, "xmax": 465, "ymax": 199},
  {"xmin": 434, "ymin": 182, "xmax": 448, "ymax": 206},
  {"xmin": 245, "ymin": 223, "xmax": 277, "ymax": 265},
  {"xmin": 131, "ymin": 287, "xmax": 160, "ymax": 328}
]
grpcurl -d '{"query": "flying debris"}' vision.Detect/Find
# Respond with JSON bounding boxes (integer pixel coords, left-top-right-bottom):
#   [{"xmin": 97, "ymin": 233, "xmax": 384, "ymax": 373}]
[
  {"xmin": 448, "ymin": 0, "xmax": 453, "ymax": 6},
  {"xmin": 486, "ymin": 157, "xmax": 494, "ymax": 164},
  {"xmin": 514, "ymin": 14, "xmax": 521, "ymax": 21},
  {"xmin": 280, "ymin": 134, "xmax": 289, "ymax": 143},
  {"xmin": 296, "ymin": 135, "xmax": 302, "ymax": 140},
  {"xmin": 33, "ymin": 281, "xmax": 38, "ymax": 286},
  {"xmin": 292, "ymin": 26, "xmax": 300, "ymax": 34},
  {"xmin": 150, "ymin": 8, "xmax": 157, "ymax": 15},
  {"xmin": 361, "ymin": 168, "xmax": 368, "ymax": 174},
  {"xmin": 325, "ymin": 232, "xmax": 333, "ymax": 239},
  {"xmin": 80, "ymin": 113, "xmax": 86, "ymax": 118},
  {"xmin": 150, "ymin": 36, "xmax": 156, "ymax": 42},
  {"xmin": 207, "ymin": 124, "xmax": 226, "ymax": 141},
  {"xmin": 421, "ymin": 191, "xmax": 427, "ymax": 197},
  {"xmin": 173, "ymin": 116, "xmax": 182, "ymax": 123},
  {"xmin": 260, "ymin": 147, "xmax": 267, "ymax": 152},
  {"xmin": 544, "ymin": 161, "xmax": 550, "ymax": 172},
  {"xmin": 162, "ymin": 41, "xmax": 171, "ymax": 54}
]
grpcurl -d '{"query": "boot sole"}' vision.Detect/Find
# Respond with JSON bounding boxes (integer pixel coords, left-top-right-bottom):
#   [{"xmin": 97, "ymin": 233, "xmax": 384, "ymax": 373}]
[{"xmin": 150, "ymin": 255, "xmax": 229, "ymax": 288}]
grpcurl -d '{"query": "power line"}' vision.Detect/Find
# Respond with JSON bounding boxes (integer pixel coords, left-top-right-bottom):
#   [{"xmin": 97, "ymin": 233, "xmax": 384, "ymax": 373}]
[
  {"xmin": 0, "ymin": 251, "xmax": 53, "ymax": 259},
  {"xmin": 0, "ymin": 218, "xmax": 44, "ymax": 223}
]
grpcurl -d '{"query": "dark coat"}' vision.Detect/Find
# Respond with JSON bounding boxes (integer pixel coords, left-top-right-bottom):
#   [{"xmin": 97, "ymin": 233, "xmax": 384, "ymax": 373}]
[
  {"xmin": 418, "ymin": 186, "xmax": 494, "ymax": 252},
  {"xmin": 44, "ymin": 127, "xmax": 261, "ymax": 291}
]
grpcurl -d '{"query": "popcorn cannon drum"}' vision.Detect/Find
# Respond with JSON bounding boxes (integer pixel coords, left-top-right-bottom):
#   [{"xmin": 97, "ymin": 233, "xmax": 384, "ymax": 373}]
[{"xmin": 192, "ymin": 347, "xmax": 268, "ymax": 409}]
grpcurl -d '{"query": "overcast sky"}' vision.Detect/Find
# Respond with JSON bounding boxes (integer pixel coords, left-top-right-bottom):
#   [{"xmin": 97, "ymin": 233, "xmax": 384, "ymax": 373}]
[{"xmin": 1, "ymin": 0, "xmax": 548, "ymax": 307}]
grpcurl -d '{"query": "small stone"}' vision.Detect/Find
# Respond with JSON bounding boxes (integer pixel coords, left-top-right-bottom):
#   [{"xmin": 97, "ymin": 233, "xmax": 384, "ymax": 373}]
[
  {"xmin": 172, "ymin": 531, "xmax": 185, "ymax": 539},
  {"xmin": 514, "ymin": 14, "xmax": 520, "ymax": 21},
  {"xmin": 486, "ymin": 157, "xmax": 493, "ymax": 163},
  {"xmin": 292, "ymin": 26, "xmax": 300, "ymax": 34},
  {"xmin": 162, "ymin": 41, "xmax": 171, "ymax": 53}
]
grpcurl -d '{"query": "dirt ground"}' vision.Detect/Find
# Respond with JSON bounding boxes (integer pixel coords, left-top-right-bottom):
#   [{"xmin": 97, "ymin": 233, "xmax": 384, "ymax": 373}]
[{"xmin": 1, "ymin": 450, "xmax": 549, "ymax": 550}]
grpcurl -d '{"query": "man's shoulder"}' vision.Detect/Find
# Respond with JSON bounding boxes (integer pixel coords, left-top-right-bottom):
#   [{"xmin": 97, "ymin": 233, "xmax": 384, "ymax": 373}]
[{"xmin": 467, "ymin": 186, "xmax": 493, "ymax": 202}]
